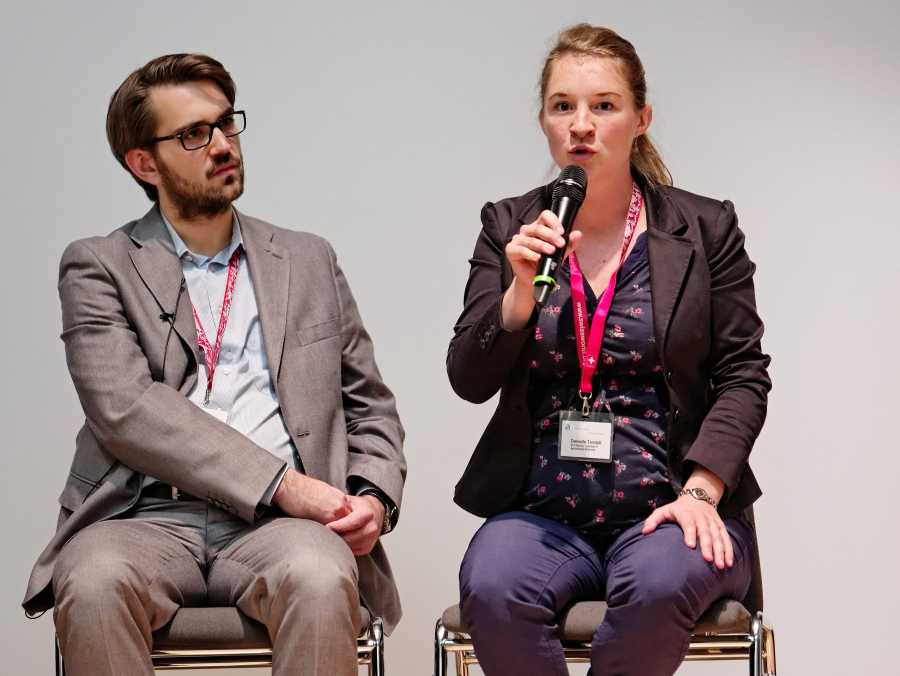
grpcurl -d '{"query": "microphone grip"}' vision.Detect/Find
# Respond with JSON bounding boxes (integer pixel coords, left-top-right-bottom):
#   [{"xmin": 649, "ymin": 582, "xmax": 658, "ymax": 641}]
[{"xmin": 532, "ymin": 195, "xmax": 580, "ymax": 304}]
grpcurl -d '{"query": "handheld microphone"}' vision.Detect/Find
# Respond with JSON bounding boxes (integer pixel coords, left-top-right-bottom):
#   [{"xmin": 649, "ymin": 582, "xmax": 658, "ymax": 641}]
[{"xmin": 532, "ymin": 165, "xmax": 588, "ymax": 305}]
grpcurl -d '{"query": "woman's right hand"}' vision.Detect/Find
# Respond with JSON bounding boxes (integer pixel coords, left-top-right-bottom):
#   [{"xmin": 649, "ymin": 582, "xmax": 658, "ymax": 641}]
[{"xmin": 501, "ymin": 210, "xmax": 582, "ymax": 329}]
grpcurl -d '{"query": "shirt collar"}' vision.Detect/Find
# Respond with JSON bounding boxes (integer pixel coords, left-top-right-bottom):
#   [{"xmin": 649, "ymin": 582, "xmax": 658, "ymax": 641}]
[{"xmin": 161, "ymin": 208, "xmax": 244, "ymax": 267}]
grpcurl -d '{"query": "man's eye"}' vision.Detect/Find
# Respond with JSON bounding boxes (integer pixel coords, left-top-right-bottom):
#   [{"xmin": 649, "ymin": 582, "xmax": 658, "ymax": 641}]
[
  {"xmin": 219, "ymin": 114, "xmax": 237, "ymax": 132},
  {"xmin": 183, "ymin": 126, "xmax": 206, "ymax": 141}
]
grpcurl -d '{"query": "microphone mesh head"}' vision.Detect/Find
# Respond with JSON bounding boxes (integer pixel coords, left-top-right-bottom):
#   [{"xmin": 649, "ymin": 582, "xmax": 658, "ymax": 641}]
[{"xmin": 552, "ymin": 165, "xmax": 588, "ymax": 204}]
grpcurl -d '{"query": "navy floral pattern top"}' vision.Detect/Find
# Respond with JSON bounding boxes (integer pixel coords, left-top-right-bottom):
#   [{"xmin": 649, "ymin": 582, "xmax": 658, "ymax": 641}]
[{"xmin": 519, "ymin": 232, "xmax": 676, "ymax": 537}]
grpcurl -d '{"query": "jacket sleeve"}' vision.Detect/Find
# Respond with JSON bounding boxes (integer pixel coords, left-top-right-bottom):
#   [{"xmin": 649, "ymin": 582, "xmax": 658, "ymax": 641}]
[
  {"xmin": 446, "ymin": 202, "xmax": 537, "ymax": 404},
  {"xmin": 58, "ymin": 240, "xmax": 285, "ymax": 523},
  {"xmin": 682, "ymin": 201, "xmax": 772, "ymax": 496},
  {"xmin": 328, "ymin": 242, "xmax": 406, "ymax": 516}
]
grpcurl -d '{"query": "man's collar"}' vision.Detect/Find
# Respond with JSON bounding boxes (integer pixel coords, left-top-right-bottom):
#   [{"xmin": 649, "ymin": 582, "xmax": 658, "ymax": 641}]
[{"xmin": 160, "ymin": 208, "xmax": 244, "ymax": 266}]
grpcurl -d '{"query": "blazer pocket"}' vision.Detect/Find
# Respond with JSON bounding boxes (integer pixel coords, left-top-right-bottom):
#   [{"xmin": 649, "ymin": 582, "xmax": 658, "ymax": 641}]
[
  {"xmin": 58, "ymin": 425, "xmax": 117, "ymax": 510},
  {"xmin": 57, "ymin": 473, "xmax": 97, "ymax": 512},
  {"xmin": 297, "ymin": 317, "xmax": 341, "ymax": 346},
  {"xmin": 71, "ymin": 425, "xmax": 116, "ymax": 481}
]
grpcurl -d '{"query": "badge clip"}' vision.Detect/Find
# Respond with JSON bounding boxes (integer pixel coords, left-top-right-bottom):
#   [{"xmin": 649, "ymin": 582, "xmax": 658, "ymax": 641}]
[{"xmin": 579, "ymin": 392, "xmax": 592, "ymax": 417}]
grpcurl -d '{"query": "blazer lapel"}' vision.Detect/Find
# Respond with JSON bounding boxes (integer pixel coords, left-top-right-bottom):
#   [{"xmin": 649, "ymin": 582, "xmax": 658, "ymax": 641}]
[
  {"xmin": 512, "ymin": 179, "xmax": 695, "ymax": 356},
  {"xmin": 128, "ymin": 206, "xmax": 199, "ymax": 364},
  {"xmin": 508, "ymin": 185, "xmax": 553, "ymax": 286},
  {"xmin": 644, "ymin": 186, "xmax": 694, "ymax": 355},
  {"xmin": 239, "ymin": 212, "xmax": 290, "ymax": 382}
]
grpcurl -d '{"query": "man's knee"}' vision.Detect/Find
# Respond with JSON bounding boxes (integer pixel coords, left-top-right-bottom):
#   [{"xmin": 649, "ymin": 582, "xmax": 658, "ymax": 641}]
[
  {"xmin": 53, "ymin": 524, "xmax": 145, "ymax": 611},
  {"xmin": 269, "ymin": 520, "xmax": 359, "ymax": 608}
]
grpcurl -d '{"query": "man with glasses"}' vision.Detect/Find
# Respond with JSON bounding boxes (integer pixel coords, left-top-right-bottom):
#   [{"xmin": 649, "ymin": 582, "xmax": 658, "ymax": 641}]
[{"xmin": 22, "ymin": 53, "xmax": 405, "ymax": 676}]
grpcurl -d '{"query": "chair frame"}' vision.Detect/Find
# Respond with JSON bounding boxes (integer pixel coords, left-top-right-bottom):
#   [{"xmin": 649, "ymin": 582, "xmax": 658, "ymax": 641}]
[
  {"xmin": 434, "ymin": 611, "xmax": 775, "ymax": 676},
  {"xmin": 55, "ymin": 615, "xmax": 384, "ymax": 675}
]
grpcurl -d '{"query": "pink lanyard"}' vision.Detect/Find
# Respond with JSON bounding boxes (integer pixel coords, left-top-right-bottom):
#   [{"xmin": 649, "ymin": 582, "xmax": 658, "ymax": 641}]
[
  {"xmin": 569, "ymin": 182, "xmax": 643, "ymax": 414},
  {"xmin": 191, "ymin": 247, "xmax": 242, "ymax": 405}
]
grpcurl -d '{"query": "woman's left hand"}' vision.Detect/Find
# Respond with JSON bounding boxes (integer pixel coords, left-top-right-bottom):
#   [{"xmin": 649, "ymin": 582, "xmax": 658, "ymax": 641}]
[{"xmin": 642, "ymin": 494, "xmax": 734, "ymax": 570}]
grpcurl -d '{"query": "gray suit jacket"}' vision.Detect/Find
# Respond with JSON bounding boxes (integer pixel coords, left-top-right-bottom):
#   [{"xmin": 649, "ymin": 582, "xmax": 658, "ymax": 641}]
[{"xmin": 23, "ymin": 205, "xmax": 406, "ymax": 632}]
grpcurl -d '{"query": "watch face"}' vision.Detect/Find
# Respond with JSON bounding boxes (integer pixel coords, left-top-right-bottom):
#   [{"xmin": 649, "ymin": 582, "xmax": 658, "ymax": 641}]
[{"xmin": 681, "ymin": 487, "xmax": 716, "ymax": 506}]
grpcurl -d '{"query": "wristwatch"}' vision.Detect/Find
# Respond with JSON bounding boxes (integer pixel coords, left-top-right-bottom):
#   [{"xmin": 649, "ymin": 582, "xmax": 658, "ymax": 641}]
[
  {"xmin": 678, "ymin": 487, "xmax": 718, "ymax": 508},
  {"xmin": 357, "ymin": 488, "xmax": 397, "ymax": 534}
]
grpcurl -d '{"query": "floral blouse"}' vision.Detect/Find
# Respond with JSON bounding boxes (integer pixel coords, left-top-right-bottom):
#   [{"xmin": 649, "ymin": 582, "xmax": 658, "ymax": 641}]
[{"xmin": 519, "ymin": 232, "xmax": 676, "ymax": 537}]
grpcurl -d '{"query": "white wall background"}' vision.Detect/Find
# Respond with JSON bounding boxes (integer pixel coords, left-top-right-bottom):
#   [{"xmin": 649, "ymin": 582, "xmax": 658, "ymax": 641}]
[{"xmin": 2, "ymin": 1, "xmax": 898, "ymax": 674}]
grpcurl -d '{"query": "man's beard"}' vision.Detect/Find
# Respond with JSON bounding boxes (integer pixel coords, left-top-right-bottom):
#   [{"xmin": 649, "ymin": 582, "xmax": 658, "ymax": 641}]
[{"xmin": 157, "ymin": 153, "xmax": 245, "ymax": 219}]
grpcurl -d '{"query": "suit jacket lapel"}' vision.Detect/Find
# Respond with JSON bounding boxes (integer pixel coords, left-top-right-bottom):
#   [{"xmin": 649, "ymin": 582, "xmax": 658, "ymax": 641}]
[
  {"xmin": 128, "ymin": 206, "xmax": 199, "ymax": 364},
  {"xmin": 644, "ymin": 185, "xmax": 694, "ymax": 355},
  {"xmin": 238, "ymin": 212, "xmax": 290, "ymax": 382}
]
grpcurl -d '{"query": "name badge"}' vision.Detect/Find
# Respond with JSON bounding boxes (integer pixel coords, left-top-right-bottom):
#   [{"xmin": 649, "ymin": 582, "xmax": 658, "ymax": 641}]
[
  {"xmin": 204, "ymin": 406, "xmax": 229, "ymax": 424},
  {"xmin": 558, "ymin": 410, "xmax": 613, "ymax": 463}
]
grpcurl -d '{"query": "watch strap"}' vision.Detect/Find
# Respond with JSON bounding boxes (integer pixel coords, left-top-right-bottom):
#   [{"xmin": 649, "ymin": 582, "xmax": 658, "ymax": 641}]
[
  {"xmin": 678, "ymin": 487, "xmax": 718, "ymax": 508},
  {"xmin": 357, "ymin": 487, "xmax": 397, "ymax": 534}
]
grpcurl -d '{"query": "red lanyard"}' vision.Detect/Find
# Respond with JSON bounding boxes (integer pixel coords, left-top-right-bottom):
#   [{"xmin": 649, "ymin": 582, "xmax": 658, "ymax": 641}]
[
  {"xmin": 570, "ymin": 182, "xmax": 643, "ymax": 414},
  {"xmin": 191, "ymin": 247, "xmax": 242, "ymax": 405}
]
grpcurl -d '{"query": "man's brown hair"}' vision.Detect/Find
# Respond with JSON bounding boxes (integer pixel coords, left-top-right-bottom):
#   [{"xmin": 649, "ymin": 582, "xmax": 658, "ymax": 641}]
[{"xmin": 106, "ymin": 53, "xmax": 236, "ymax": 201}]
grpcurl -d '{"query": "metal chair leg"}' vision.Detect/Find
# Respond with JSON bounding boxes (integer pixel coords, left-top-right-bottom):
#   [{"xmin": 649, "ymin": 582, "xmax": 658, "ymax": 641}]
[
  {"xmin": 749, "ymin": 612, "xmax": 764, "ymax": 676},
  {"xmin": 55, "ymin": 635, "xmax": 65, "ymax": 676},
  {"xmin": 370, "ymin": 616, "xmax": 384, "ymax": 676},
  {"xmin": 764, "ymin": 624, "xmax": 777, "ymax": 674},
  {"xmin": 434, "ymin": 619, "xmax": 448, "ymax": 676}
]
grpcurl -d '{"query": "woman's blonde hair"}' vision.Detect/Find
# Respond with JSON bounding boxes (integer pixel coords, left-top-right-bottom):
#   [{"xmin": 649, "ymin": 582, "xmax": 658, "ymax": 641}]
[{"xmin": 539, "ymin": 24, "xmax": 672, "ymax": 186}]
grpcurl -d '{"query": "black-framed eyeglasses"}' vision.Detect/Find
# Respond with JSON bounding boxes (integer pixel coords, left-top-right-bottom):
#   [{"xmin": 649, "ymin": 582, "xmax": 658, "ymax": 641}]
[{"xmin": 150, "ymin": 110, "xmax": 246, "ymax": 151}]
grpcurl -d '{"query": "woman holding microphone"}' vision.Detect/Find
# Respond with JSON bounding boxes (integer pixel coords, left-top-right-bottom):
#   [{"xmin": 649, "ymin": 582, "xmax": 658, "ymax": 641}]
[{"xmin": 447, "ymin": 24, "xmax": 771, "ymax": 676}]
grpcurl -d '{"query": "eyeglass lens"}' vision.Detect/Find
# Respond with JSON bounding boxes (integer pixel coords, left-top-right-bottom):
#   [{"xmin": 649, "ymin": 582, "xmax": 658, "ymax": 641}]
[{"xmin": 181, "ymin": 112, "xmax": 245, "ymax": 150}]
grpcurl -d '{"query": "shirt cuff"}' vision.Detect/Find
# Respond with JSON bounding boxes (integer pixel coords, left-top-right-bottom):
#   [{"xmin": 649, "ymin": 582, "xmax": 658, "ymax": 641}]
[{"xmin": 259, "ymin": 464, "xmax": 289, "ymax": 507}]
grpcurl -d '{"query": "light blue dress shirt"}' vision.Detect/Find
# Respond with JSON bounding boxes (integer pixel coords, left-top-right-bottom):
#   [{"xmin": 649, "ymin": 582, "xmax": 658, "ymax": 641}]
[{"xmin": 160, "ymin": 211, "xmax": 295, "ymax": 503}]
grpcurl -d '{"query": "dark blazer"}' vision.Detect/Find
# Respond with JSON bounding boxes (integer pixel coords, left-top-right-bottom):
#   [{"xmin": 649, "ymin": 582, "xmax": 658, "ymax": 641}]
[
  {"xmin": 447, "ymin": 178, "xmax": 771, "ymax": 520},
  {"xmin": 24, "ymin": 206, "xmax": 406, "ymax": 632}
]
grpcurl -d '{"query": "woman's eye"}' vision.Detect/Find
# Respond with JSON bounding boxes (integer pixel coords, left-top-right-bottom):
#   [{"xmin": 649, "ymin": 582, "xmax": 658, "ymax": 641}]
[
  {"xmin": 595, "ymin": 101, "xmax": 614, "ymax": 111},
  {"xmin": 554, "ymin": 101, "xmax": 572, "ymax": 112}
]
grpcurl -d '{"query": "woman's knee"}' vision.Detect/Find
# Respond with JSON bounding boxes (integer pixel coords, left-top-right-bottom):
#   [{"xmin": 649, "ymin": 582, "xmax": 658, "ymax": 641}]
[
  {"xmin": 605, "ymin": 524, "xmax": 714, "ymax": 617},
  {"xmin": 459, "ymin": 540, "xmax": 510, "ymax": 614},
  {"xmin": 460, "ymin": 511, "xmax": 600, "ymax": 630}
]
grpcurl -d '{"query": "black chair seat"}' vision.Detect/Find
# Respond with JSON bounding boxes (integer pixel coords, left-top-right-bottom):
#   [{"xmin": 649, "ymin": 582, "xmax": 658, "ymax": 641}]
[
  {"xmin": 153, "ymin": 606, "xmax": 373, "ymax": 651},
  {"xmin": 441, "ymin": 598, "xmax": 751, "ymax": 643}
]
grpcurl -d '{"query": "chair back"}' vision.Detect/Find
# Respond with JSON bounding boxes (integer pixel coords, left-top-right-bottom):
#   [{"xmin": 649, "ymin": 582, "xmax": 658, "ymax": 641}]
[{"xmin": 742, "ymin": 506, "xmax": 763, "ymax": 614}]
